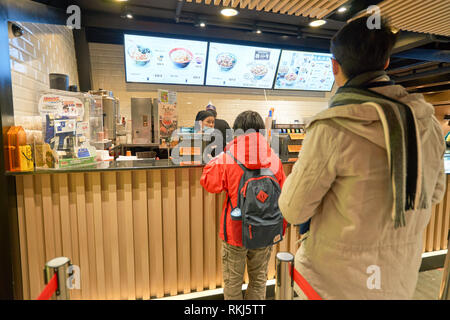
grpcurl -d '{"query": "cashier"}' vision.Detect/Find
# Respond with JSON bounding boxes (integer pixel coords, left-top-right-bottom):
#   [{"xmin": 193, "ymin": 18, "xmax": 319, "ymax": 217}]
[{"xmin": 194, "ymin": 110, "xmax": 215, "ymax": 133}]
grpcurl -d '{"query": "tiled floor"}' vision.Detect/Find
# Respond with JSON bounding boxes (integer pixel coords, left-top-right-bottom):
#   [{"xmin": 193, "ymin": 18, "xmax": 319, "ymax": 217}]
[
  {"xmin": 412, "ymin": 269, "xmax": 444, "ymax": 300},
  {"xmin": 289, "ymin": 269, "xmax": 445, "ymax": 300}
]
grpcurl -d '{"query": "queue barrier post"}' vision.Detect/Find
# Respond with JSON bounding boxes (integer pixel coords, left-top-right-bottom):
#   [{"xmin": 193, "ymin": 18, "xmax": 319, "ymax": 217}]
[
  {"xmin": 43, "ymin": 257, "xmax": 72, "ymax": 300},
  {"xmin": 275, "ymin": 252, "xmax": 294, "ymax": 300},
  {"xmin": 439, "ymin": 229, "xmax": 450, "ymax": 300}
]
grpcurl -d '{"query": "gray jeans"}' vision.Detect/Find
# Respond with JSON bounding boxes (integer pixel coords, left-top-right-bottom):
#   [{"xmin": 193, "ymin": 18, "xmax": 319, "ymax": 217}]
[{"xmin": 222, "ymin": 241, "xmax": 273, "ymax": 300}]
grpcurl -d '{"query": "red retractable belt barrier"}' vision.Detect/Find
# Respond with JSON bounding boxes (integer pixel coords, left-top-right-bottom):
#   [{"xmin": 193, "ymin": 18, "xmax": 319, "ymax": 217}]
[
  {"xmin": 288, "ymin": 262, "xmax": 322, "ymax": 300},
  {"xmin": 37, "ymin": 273, "xmax": 58, "ymax": 300}
]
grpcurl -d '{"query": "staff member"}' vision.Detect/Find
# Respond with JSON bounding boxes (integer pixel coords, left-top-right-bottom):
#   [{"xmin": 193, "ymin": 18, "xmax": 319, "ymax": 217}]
[
  {"xmin": 206, "ymin": 104, "xmax": 232, "ymax": 154},
  {"xmin": 194, "ymin": 110, "xmax": 215, "ymax": 133}
]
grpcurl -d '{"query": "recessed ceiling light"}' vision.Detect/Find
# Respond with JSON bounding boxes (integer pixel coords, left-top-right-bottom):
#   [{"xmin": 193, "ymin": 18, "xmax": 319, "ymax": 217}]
[
  {"xmin": 309, "ymin": 19, "xmax": 327, "ymax": 27},
  {"xmin": 256, "ymin": 29, "xmax": 262, "ymax": 34},
  {"xmin": 338, "ymin": 7, "xmax": 347, "ymax": 13},
  {"xmin": 221, "ymin": 8, "xmax": 239, "ymax": 17},
  {"xmin": 121, "ymin": 6, "xmax": 133, "ymax": 19},
  {"xmin": 199, "ymin": 22, "xmax": 206, "ymax": 28}
]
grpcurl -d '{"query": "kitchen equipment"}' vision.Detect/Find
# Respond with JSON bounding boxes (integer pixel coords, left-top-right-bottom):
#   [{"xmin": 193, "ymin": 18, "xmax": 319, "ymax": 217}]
[
  {"xmin": 271, "ymin": 122, "xmax": 305, "ymax": 161},
  {"xmin": 131, "ymin": 97, "xmax": 159, "ymax": 144},
  {"xmin": 49, "ymin": 73, "xmax": 69, "ymax": 91},
  {"xmin": 89, "ymin": 90, "xmax": 120, "ymax": 145}
]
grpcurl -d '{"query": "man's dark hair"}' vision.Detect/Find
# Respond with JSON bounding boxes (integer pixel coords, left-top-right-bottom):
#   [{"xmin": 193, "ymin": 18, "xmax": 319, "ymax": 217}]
[
  {"xmin": 330, "ymin": 16, "xmax": 398, "ymax": 79},
  {"xmin": 233, "ymin": 111, "xmax": 265, "ymax": 133}
]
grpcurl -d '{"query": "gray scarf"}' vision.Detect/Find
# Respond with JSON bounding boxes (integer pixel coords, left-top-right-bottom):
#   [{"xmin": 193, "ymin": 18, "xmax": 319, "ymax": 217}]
[{"xmin": 329, "ymin": 71, "xmax": 427, "ymax": 229}]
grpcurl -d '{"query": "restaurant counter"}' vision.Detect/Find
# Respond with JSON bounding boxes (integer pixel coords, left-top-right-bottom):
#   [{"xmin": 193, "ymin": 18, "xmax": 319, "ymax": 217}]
[
  {"xmin": 7, "ymin": 156, "xmax": 450, "ymax": 300},
  {"xmin": 4, "ymin": 158, "xmax": 299, "ymax": 176}
]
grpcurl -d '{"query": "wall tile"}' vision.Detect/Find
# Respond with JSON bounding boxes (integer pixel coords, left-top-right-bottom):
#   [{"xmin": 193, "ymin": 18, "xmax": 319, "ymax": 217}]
[{"xmin": 9, "ymin": 22, "xmax": 79, "ymax": 119}]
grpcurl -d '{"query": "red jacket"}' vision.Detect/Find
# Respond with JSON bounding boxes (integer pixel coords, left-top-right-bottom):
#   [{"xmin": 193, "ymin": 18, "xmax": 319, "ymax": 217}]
[{"xmin": 200, "ymin": 132, "xmax": 287, "ymax": 247}]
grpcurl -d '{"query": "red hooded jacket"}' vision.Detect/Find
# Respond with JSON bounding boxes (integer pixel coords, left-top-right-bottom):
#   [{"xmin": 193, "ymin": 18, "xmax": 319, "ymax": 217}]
[{"xmin": 200, "ymin": 132, "xmax": 287, "ymax": 247}]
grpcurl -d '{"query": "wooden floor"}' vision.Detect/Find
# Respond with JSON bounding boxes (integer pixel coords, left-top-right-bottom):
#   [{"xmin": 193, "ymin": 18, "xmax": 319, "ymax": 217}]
[{"xmin": 412, "ymin": 269, "xmax": 444, "ymax": 300}]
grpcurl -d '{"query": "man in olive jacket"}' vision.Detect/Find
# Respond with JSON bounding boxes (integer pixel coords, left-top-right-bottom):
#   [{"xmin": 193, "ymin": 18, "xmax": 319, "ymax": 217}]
[{"xmin": 278, "ymin": 17, "xmax": 446, "ymax": 299}]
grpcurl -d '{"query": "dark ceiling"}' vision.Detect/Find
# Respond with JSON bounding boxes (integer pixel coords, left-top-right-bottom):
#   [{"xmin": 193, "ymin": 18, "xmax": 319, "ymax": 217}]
[{"xmin": 32, "ymin": 0, "xmax": 450, "ymax": 94}]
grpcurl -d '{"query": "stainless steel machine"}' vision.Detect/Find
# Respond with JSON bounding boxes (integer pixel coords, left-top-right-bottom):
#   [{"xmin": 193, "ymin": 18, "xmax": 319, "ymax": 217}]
[
  {"xmin": 131, "ymin": 97, "xmax": 159, "ymax": 144},
  {"xmin": 89, "ymin": 89, "xmax": 120, "ymax": 147}
]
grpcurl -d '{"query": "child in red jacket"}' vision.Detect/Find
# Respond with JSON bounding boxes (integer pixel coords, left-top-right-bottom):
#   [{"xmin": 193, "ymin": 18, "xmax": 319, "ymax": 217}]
[{"xmin": 200, "ymin": 110, "xmax": 286, "ymax": 300}]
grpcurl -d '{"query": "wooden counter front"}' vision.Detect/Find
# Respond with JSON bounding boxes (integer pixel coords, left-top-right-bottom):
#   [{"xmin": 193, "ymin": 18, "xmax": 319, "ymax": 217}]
[{"xmin": 14, "ymin": 166, "xmax": 450, "ymax": 300}]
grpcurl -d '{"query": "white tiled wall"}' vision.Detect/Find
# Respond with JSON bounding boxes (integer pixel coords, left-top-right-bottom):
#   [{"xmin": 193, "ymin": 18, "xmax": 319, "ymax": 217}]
[
  {"xmin": 9, "ymin": 22, "xmax": 79, "ymax": 120},
  {"xmin": 90, "ymin": 43, "xmax": 335, "ymax": 127}
]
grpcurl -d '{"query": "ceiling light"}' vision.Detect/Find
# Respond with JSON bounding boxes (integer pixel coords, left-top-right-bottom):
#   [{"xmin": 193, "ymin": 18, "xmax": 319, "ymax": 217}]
[
  {"xmin": 221, "ymin": 8, "xmax": 239, "ymax": 17},
  {"xmin": 337, "ymin": 7, "xmax": 347, "ymax": 13},
  {"xmin": 195, "ymin": 17, "xmax": 207, "ymax": 28},
  {"xmin": 120, "ymin": 5, "xmax": 133, "ymax": 19},
  {"xmin": 252, "ymin": 24, "xmax": 262, "ymax": 34},
  {"xmin": 309, "ymin": 19, "xmax": 327, "ymax": 27}
]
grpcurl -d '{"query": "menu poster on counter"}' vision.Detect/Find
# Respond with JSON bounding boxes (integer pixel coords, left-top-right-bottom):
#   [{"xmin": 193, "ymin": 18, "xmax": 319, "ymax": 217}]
[
  {"xmin": 274, "ymin": 50, "xmax": 334, "ymax": 91},
  {"xmin": 124, "ymin": 34, "xmax": 208, "ymax": 85},
  {"xmin": 205, "ymin": 42, "xmax": 281, "ymax": 89},
  {"xmin": 159, "ymin": 102, "xmax": 177, "ymax": 138}
]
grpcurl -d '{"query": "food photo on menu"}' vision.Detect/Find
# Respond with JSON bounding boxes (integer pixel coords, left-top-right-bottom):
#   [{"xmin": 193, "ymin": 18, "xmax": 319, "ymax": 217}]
[
  {"xmin": 274, "ymin": 50, "xmax": 334, "ymax": 91},
  {"xmin": 124, "ymin": 34, "xmax": 208, "ymax": 85},
  {"xmin": 205, "ymin": 42, "xmax": 281, "ymax": 89}
]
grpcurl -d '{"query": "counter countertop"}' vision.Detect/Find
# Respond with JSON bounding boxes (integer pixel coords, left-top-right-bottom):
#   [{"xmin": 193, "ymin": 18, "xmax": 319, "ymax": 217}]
[
  {"xmin": 4, "ymin": 158, "xmax": 299, "ymax": 175},
  {"xmin": 5, "ymin": 155, "xmax": 450, "ymax": 176}
]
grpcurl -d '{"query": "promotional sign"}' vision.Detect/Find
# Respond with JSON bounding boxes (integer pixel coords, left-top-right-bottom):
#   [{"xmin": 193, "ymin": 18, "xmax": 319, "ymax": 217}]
[
  {"xmin": 274, "ymin": 50, "xmax": 334, "ymax": 91},
  {"xmin": 124, "ymin": 34, "xmax": 208, "ymax": 85},
  {"xmin": 38, "ymin": 94, "xmax": 84, "ymax": 119},
  {"xmin": 205, "ymin": 42, "xmax": 281, "ymax": 89},
  {"xmin": 158, "ymin": 90, "xmax": 178, "ymax": 138}
]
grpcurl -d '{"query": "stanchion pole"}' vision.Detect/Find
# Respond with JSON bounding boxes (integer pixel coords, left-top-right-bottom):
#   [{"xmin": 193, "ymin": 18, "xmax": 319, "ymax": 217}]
[
  {"xmin": 43, "ymin": 257, "xmax": 71, "ymax": 300},
  {"xmin": 439, "ymin": 230, "xmax": 450, "ymax": 300},
  {"xmin": 275, "ymin": 252, "xmax": 294, "ymax": 300}
]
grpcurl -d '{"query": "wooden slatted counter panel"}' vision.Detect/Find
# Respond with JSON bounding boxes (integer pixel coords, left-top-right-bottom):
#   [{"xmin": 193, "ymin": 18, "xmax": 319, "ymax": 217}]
[{"xmin": 15, "ymin": 167, "xmax": 449, "ymax": 300}]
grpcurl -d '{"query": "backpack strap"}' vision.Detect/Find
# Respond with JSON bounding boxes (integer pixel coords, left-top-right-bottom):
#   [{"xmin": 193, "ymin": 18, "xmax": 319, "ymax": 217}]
[{"xmin": 226, "ymin": 151, "xmax": 247, "ymax": 173}]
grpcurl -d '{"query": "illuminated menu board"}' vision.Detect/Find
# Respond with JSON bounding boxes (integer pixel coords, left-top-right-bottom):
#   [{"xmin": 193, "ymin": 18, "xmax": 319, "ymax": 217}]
[
  {"xmin": 274, "ymin": 50, "xmax": 334, "ymax": 91},
  {"xmin": 124, "ymin": 34, "xmax": 208, "ymax": 85},
  {"xmin": 205, "ymin": 42, "xmax": 281, "ymax": 89}
]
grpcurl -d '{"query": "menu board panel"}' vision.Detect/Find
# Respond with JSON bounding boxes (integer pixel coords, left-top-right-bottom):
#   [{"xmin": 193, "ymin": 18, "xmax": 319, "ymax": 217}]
[
  {"xmin": 124, "ymin": 34, "xmax": 208, "ymax": 85},
  {"xmin": 274, "ymin": 50, "xmax": 334, "ymax": 91},
  {"xmin": 205, "ymin": 42, "xmax": 281, "ymax": 89}
]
